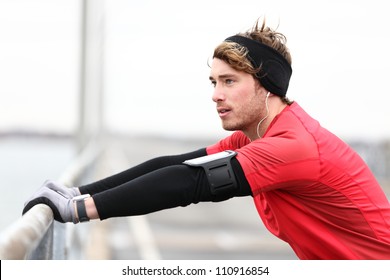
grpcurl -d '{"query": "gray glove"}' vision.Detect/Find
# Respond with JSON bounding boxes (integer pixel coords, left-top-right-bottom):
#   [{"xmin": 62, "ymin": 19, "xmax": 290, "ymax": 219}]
[
  {"xmin": 43, "ymin": 180, "xmax": 81, "ymax": 198},
  {"xmin": 22, "ymin": 184, "xmax": 77, "ymax": 223}
]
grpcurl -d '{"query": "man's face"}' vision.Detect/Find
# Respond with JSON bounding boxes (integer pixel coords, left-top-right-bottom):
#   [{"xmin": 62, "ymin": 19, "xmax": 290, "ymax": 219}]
[{"xmin": 209, "ymin": 58, "xmax": 267, "ymax": 138}]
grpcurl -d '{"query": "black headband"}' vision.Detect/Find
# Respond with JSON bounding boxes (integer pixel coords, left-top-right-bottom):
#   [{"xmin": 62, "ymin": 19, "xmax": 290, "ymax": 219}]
[{"xmin": 225, "ymin": 35, "xmax": 292, "ymax": 97}]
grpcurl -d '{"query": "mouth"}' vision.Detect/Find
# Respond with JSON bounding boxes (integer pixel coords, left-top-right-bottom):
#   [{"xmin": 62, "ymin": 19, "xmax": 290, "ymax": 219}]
[{"xmin": 217, "ymin": 107, "xmax": 231, "ymax": 118}]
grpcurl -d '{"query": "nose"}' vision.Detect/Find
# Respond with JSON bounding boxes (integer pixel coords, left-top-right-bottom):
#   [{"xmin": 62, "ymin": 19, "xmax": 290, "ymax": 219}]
[{"xmin": 212, "ymin": 84, "xmax": 225, "ymax": 103}]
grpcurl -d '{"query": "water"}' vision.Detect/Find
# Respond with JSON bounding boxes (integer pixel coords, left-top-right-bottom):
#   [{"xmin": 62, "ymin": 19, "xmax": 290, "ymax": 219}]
[{"xmin": 0, "ymin": 136, "xmax": 76, "ymax": 231}]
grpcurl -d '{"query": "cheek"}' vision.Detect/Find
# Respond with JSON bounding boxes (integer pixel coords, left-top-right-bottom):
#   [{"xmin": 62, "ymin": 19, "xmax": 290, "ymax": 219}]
[
  {"xmin": 243, "ymin": 100, "xmax": 261, "ymax": 118},
  {"xmin": 230, "ymin": 82, "xmax": 262, "ymax": 112},
  {"xmin": 237, "ymin": 90, "xmax": 262, "ymax": 111}
]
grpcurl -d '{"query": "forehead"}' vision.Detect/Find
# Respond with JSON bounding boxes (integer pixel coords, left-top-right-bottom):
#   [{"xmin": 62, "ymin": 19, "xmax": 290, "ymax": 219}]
[
  {"xmin": 209, "ymin": 58, "xmax": 240, "ymax": 78},
  {"xmin": 209, "ymin": 58, "xmax": 254, "ymax": 82}
]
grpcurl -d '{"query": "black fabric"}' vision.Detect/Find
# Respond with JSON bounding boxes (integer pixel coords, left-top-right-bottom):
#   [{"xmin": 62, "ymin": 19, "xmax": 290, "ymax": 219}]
[
  {"xmin": 76, "ymin": 200, "xmax": 89, "ymax": 222},
  {"xmin": 225, "ymin": 35, "xmax": 292, "ymax": 97},
  {"xmin": 91, "ymin": 155, "xmax": 252, "ymax": 220},
  {"xmin": 79, "ymin": 148, "xmax": 208, "ymax": 195}
]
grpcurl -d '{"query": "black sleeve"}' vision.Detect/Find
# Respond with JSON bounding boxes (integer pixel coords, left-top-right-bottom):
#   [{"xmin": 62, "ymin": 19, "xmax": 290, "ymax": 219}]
[
  {"xmin": 92, "ymin": 157, "xmax": 252, "ymax": 220},
  {"xmin": 79, "ymin": 148, "xmax": 207, "ymax": 195}
]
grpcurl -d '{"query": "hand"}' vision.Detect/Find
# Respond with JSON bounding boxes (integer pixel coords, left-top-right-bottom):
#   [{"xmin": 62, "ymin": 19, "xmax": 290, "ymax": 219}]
[
  {"xmin": 43, "ymin": 180, "xmax": 81, "ymax": 198},
  {"xmin": 22, "ymin": 184, "xmax": 77, "ymax": 223}
]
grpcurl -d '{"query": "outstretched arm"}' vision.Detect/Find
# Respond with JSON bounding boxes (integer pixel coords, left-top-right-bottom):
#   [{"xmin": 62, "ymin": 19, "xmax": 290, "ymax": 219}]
[
  {"xmin": 23, "ymin": 152, "xmax": 252, "ymax": 223},
  {"xmin": 89, "ymin": 156, "xmax": 251, "ymax": 220},
  {"xmin": 79, "ymin": 148, "xmax": 207, "ymax": 195}
]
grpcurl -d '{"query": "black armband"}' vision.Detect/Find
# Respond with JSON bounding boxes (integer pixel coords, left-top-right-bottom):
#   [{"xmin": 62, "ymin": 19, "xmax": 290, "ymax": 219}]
[{"xmin": 183, "ymin": 150, "xmax": 238, "ymax": 196}]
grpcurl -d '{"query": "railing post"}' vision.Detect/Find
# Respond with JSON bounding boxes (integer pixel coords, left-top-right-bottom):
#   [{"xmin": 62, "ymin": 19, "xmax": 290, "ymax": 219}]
[
  {"xmin": 78, "ymin": 0, "xmax": 106, "ymax": 152},
  {"xmin": 52, "ymin": 223, "xmax": 67, "ymax": 259},
  {"xmin": 26, "ymin": 223, "xmax": 54, "ymax": 260}
]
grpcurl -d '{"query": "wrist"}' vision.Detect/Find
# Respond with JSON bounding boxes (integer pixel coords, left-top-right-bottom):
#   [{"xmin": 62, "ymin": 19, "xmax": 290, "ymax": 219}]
[
  {"xmin": 72, "ymin": 194, "xmax": 91, "ymax": 223},
  {"xmin": 84, "ymin": 197, "xmax": 99, "ymax": 220}
]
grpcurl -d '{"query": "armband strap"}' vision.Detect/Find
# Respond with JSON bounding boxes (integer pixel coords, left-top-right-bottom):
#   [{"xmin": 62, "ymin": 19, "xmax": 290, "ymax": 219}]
[
  {"xmin": 73, "ymin": 194, "xmax": 90, "ymax": 223},
  {"xmin": 183, "ymin": 150, "xmax": 238, "ymax": 196}
]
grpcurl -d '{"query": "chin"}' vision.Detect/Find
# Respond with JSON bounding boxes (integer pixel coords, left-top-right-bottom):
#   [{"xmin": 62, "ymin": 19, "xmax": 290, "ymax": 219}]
[{"xmin": 222, "ymin": 123, "xmax": 239, "ymax": 132}]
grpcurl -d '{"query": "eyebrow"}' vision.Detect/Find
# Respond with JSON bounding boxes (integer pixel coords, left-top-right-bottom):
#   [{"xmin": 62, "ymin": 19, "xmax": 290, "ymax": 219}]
[{"xmin": 209, "ymin": 74, "xmax": 236, "ymax": 81}]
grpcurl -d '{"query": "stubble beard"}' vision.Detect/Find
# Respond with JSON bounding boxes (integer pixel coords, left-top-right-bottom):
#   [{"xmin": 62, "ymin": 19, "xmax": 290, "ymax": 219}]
[
  {"xmin": 221, "ymin": 110, "xmax": 260, "ymax": 134},
  {"xmin": 221, "ymin": 102, "xmax": 267, "ymax": 135}
]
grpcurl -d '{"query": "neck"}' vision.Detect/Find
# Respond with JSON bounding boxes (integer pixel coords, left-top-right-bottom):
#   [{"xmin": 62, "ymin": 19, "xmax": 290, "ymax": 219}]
[{"xmin": 247, "ymin": 98, "xmax": 287, "ymax": 141}]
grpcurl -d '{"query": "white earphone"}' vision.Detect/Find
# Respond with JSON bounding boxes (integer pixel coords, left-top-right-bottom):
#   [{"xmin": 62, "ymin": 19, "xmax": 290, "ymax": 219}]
[{"xmin": 256, "ymin": 92, "xmax": 271, "ymax": 139}]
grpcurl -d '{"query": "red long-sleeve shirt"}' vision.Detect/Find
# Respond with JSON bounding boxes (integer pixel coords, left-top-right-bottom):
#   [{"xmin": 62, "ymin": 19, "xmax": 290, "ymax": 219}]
[{"xmin": 207, "ymin": 102, "xmax": 390, "ymax": 259}]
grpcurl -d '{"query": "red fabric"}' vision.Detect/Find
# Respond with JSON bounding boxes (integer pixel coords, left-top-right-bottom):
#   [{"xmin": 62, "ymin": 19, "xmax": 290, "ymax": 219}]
[{"xmin": 207, "ymin": 102, "xmax": 390, "ymax": 259}]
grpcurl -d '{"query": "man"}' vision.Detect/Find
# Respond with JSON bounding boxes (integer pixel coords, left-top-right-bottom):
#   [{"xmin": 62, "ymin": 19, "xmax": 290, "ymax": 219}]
[{"xmin": 23, "ymin": 19, "xmax": 390, "ymax": 259}]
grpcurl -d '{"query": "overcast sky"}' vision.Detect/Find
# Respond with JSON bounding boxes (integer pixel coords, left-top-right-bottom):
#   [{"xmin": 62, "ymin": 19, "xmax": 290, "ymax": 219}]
[{"xmin": 1, "ymin": 0, "xmax": 389, "ymax": 141}]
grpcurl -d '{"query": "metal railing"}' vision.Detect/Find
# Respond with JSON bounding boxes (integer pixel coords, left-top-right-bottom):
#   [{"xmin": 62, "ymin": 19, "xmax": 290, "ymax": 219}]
[{"xmin": 0, "ymin": 139, "xmax": 102, "ymax": 260}]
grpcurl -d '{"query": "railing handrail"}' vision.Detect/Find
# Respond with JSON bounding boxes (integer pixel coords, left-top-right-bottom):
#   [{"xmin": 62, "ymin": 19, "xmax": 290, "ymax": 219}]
[
  {"xmin": 0, "ymin": 138, "xmax": 102, "ymax": 260},
  {"xmin": 0, "ymin": 204, "xmax": 53, "ymax": 260}
]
